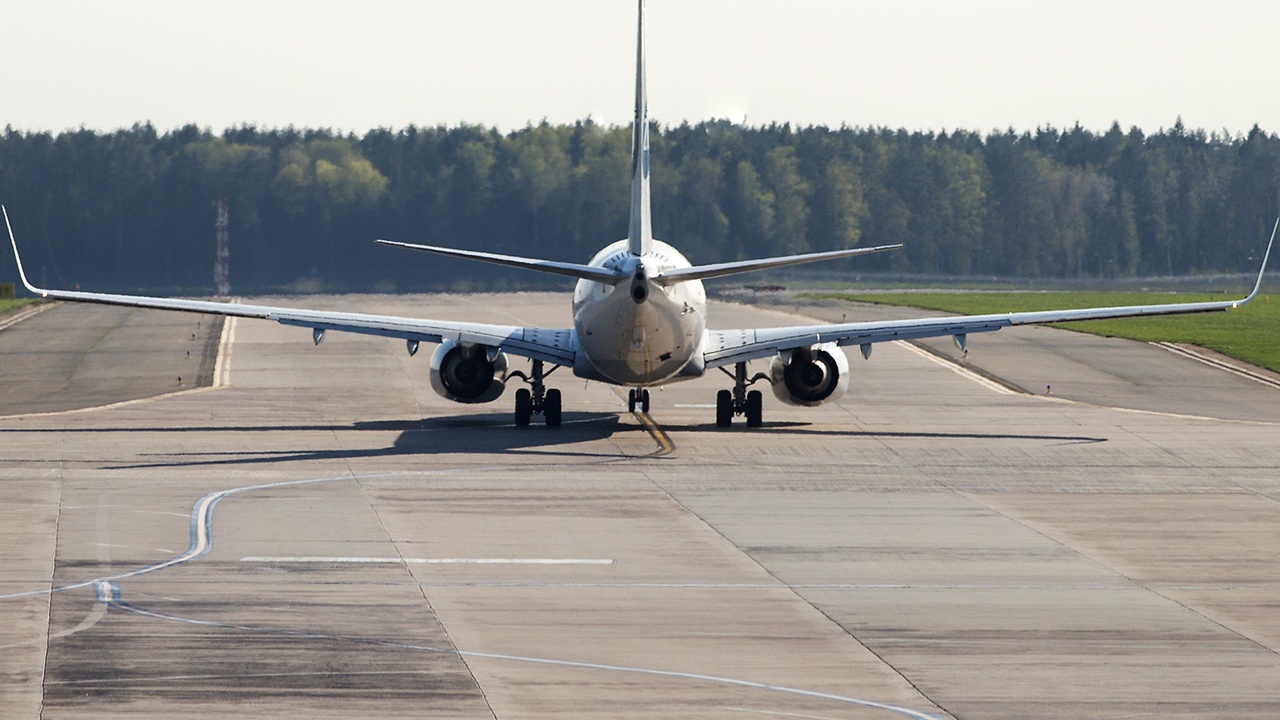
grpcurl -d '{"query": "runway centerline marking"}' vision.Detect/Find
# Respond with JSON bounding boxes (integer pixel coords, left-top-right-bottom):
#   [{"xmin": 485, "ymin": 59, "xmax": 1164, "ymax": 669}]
[
  {"xmin": 240, "ymin": 556, "xmax": 615, "ymax": 565},
  {"xmin": 610, "ymin": 386, "xmax": 676, "ymax": 455},
  {"xmin": 635, "ymin": 410, "xmax": 675, "ymax": 455}
]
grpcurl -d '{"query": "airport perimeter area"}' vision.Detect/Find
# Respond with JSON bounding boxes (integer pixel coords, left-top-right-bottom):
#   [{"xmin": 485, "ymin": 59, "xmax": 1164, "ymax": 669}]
[{"xmin": 2, "ymin": 293, "xmax": 1279, "ymax": 719}]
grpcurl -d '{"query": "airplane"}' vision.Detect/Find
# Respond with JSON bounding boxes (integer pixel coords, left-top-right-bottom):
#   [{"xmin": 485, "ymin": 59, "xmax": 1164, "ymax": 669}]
[{"xmin": 4, "ymin": 0, "xmax": 1276, "ymax": 429}]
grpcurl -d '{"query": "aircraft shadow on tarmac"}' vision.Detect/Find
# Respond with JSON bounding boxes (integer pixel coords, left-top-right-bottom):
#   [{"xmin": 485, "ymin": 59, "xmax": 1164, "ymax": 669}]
[
  {"xmin": 664, "ymin": 421, "xmax": 1108, "ymax": 445},
  {"xmin": 1, "ymin": 413, "xmax": 1107, "ymax": 471},
  {"xmin": 100, "ymin": 412, "xmax": 635, "ymax": 469}
]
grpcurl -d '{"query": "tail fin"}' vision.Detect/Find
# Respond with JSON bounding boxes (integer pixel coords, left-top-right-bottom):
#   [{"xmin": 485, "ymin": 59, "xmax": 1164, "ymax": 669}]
[{"xmin": 626, "ymin": 0, "xmax": 652, "ymax": 257}]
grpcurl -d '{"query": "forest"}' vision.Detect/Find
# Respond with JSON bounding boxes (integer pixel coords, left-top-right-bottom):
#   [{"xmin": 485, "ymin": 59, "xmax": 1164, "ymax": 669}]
[{"xmin": 1, "ymin": 119, "xmax": 1278, "ymax": 294}]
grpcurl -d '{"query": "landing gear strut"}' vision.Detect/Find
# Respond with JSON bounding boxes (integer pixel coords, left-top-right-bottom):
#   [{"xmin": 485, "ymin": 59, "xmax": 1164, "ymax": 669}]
[
  {"xmin": 716, "ymin": 361, "xmax": 768, "ymax": 428},
  {"xmin": 627, "ymin": 388, "xmax": 650, "ymax": 413},
  {"xmin": 508, "ymin": 359, "xmax": 561, "ymax": 427}
]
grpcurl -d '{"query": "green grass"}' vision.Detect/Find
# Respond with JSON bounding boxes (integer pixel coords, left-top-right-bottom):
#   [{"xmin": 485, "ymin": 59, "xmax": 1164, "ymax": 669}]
[
  {"xmin": 0, "ymin": 298, "xmax": 37, "ymax": 315},
  {"xmin": 811, "ymin": 291, "xmax": 1280, "ymax": 374}
]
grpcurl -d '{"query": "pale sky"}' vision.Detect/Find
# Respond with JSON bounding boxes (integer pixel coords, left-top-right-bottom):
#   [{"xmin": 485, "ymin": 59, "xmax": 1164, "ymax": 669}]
[{"xmin": 5, "ymin": 1, "xmax": 1279, "ymax": 137}]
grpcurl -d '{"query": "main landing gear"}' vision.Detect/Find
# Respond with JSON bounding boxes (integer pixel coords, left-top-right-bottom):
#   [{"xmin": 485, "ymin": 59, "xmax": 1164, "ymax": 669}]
[
  {"xmin": 716, "ymin": 361, "xmax": 768, "ymax": 428},
  {"xmin": 508, "ymin": 359, "xmax": 562, "ymax": 427},
  {"xmin": 627, "ymin": 388, "xmax": 650, "ymax": 413}
]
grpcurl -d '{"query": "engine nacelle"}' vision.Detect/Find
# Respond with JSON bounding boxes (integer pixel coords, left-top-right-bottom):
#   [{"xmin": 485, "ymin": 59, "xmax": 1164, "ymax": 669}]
[
  {"xmin": 429, "ymin": 340, "xmax": 508, "ymax": 404},
  {"xmin": 769, "ymin": 342, "xmax": 850, "ymax": 407}
]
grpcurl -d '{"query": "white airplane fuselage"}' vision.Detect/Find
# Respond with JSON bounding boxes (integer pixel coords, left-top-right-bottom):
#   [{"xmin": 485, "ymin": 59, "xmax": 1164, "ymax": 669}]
[{"xmin": 571, "ymin": 239, "xmax": 706, "ymax": 386}]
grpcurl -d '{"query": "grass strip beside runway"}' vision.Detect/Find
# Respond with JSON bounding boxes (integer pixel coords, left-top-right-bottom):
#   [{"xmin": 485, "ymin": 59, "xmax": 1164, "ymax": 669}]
[
  {"xmin": 0, "ymin": 298, "xmax": 37, "ymax": 314},
  {"xmin": 815, "ymin": 291, "xmax": 1280, "ymax": 373}
]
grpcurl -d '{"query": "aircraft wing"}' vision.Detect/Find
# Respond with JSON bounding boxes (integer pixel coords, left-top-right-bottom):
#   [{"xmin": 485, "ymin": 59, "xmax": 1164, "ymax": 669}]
[
  {"xmin": 705, "ymin": 220, "xmax": 1277, "ymax": 369},
  {"xmin": 703, "ymin": 298, "xmax": 1242, "ymax": 369},
  {"xmin": 4, "ymin": 209, "xmax": 576, "ymax": 366}
]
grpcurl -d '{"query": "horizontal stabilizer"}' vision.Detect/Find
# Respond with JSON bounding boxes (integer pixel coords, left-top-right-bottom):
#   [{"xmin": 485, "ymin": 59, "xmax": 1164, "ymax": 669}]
[
  {"xmin": 376, "ymin": 239, "xmax": 627, "ymax": 284},
  {"xmin": 654, "ymin": 244, "xmax": 902, "ymax": 285}
]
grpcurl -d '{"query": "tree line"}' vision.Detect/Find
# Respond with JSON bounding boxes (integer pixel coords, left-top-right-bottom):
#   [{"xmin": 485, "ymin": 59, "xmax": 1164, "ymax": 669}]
[{"xmin": 1, "ymin": 119, "xmax": 1277, "ymax": 294}]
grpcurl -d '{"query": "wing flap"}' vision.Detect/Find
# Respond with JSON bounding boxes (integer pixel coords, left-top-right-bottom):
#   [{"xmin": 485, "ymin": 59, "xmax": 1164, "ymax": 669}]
[
  {"xmin": 705, "ymin": 318, "xmax": 1009, "ymax": 368},
  {"xmin": 277, "ymin": 313, "xmax": 576, "ymax": 365}
]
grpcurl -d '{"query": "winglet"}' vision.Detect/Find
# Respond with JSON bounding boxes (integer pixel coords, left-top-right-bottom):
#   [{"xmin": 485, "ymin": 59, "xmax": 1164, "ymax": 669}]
[
  {"xmin": 3, "ymin": 206, "xmax": 46, "ymax": 297},
  {"xmin": 626, "ymin": 0, "xmax": 652, "ymax": 257},
  {"xmin": 1239, "ymin": 216, "xmax": 1278, "ymax": 306}
]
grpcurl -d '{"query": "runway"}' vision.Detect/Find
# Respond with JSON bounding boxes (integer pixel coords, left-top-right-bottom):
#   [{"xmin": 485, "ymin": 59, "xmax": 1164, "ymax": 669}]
[{"xmin": 2, "ymin": 292, "xmax": 1279, "ymax": 719}]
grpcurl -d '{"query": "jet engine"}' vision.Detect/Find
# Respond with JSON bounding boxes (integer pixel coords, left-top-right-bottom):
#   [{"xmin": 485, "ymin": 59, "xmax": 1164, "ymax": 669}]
[
  {"xmin": 769, "ymin": 343, "xmax": 849, "ymax": 407},
  {"xmin": 429, "ymin": 340, "xmax": 508, "ymax": 404}
]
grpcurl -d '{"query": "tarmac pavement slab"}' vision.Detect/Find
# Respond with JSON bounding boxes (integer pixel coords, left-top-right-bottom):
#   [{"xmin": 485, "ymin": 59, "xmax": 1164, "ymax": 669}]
[{"xmin": 0, "ymin": 303, "xmax": 222, "ymax": 416}]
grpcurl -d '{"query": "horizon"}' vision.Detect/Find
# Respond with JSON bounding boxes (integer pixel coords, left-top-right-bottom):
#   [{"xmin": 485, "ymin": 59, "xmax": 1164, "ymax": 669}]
[
  {"xmin": 5, "ymin": 1, "xmax": 1279, "ymax": 139},
  {"xmin": 9, "ymin": 116, "xmax": 1270, "ymax": 143}
]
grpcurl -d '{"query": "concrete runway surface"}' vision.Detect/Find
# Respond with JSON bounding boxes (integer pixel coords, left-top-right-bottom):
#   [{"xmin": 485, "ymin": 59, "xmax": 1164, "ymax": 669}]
[{"xmin": 1, "ymin": 292, "xmax": 1278, "ymax": 720}]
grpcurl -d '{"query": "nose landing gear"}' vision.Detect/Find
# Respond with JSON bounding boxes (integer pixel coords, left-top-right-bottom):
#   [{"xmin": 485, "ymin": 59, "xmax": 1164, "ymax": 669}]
[{"xmin": 628, "ymin": 388, "xmax": 650, "ymax": 413}]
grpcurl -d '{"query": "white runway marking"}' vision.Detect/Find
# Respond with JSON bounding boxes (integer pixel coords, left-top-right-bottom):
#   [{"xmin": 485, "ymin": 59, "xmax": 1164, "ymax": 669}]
[
  {"xmin": 99, "ymin": 597, "xmax": 948, "ymax": 720},
  {"xmin": 2, "ymin": 463, "xmax": 947, "ymax": 720},
  {"xmin": 1, "ymin": 306, "xmax": 238, "ymax": 419},
  {"xmin": 1154, "ymin": 341, "xmax": 1280, "ymax": 390},
  {"xmin": 407, "ymin": 581, "xmax": 1141, "ymax": 590},
  {"xmin": 897, "ymin": 341, "xmax": 1017, "ymax": 395},
  {"xmin": 722, "ymin": 707, "xmax": 852, "ymax": 720},
  {"xmin": 47, "ymin": 582, "xmax": 112, "ymax": 639},
  {"xmin": 241, "ymin": 556, "xmax": 615, "ymax": 565},
  {"xmin": 1036, "ymin": 391, "xmax": 1280, "ymax": 425},
  {"xmin": 454, "ymin": 647, "xmax": 949, "ymax": 720},
  {"xmin": 0, "ymin": 302, "xmax": 53, "ymax": 330},
  {"xmin": 212, "ymin": 311, "xmax": 237, "ymax": 387},
  {"xmin": 0, "ymin": 470, "xmax": 443, "ymax": 600}
]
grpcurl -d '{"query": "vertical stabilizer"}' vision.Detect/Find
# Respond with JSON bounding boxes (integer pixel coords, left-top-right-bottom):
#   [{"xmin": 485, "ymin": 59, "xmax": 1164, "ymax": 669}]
[{"xmin": 627, "ymin": 0, "xmax": 653, "ymax": 256}]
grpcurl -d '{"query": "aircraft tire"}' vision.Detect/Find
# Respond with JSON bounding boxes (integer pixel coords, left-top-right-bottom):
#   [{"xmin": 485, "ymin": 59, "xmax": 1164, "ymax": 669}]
[
  {"xmin": 715, "ymin": 389, "xmax": 733, "ymax": 427},
  {"xmin": 515, "ymin": 388, "xmax": 533, "ymax": 426},
  {"xmin": 745, "ymin": 390, "xmax": 763, "ymax": 427},
  {"xmin": 545, "ymin": 388, "xmax": 562, "ymax": 427}
]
